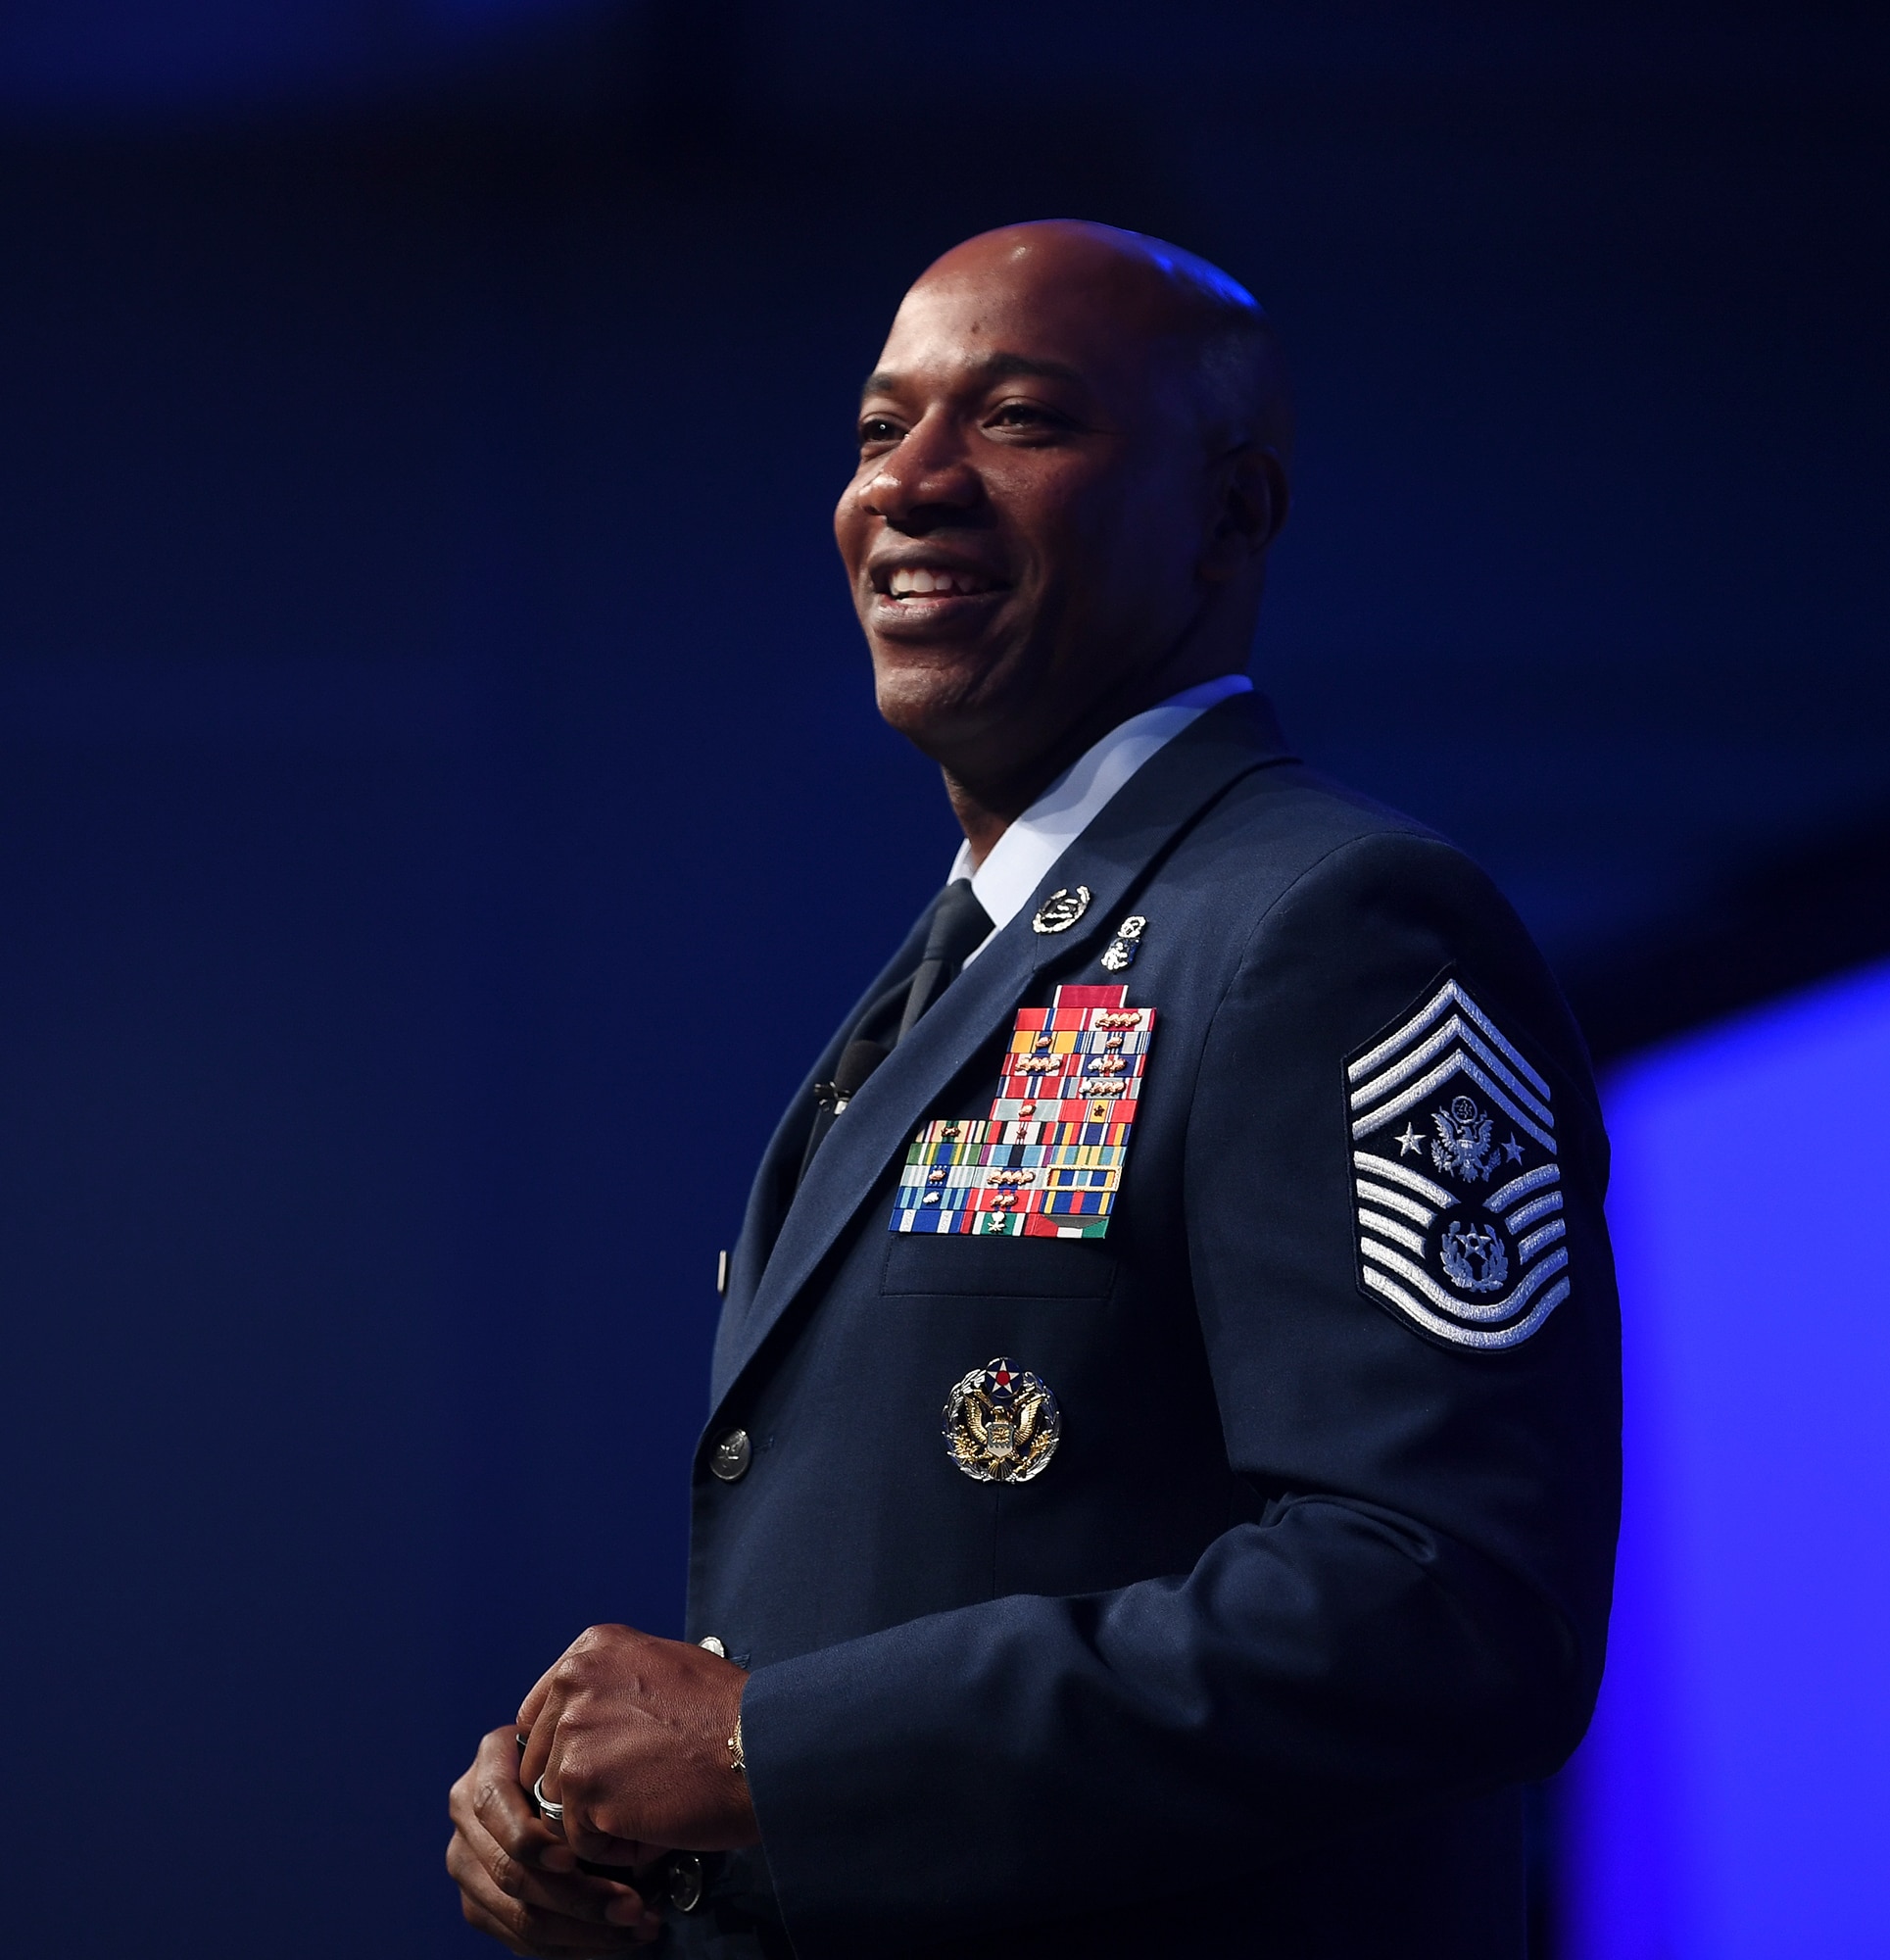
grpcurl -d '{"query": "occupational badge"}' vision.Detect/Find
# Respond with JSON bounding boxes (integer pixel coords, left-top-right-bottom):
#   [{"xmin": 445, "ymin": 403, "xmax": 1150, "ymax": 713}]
[
  {"xmin": 1344, "ymin": 974, "xmax": 1568, "ymax": 1350},
  {"xmin": 943, "ymin": 1357, "xmax": 1061, "ymax": 1483},
  {"xmin": 1099, "ymin": 914, "xmax": 1146, "ymax": 972},
  {"xmin": 890, "ymin": 984, "xmax": 1155, "ymax": 1239},
  {"xmin": 1031, "ymin": 886, "xmax": 1091, "ymax": 934}
]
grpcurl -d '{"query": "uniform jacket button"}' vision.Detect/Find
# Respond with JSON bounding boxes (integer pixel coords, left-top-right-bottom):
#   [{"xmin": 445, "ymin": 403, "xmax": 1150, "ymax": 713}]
[
  {"xmin": 668, "ymin": 1851, "xmax": 704, "ymax": 1913},
  {"xmin": 709, "ymin": 1429, "xmax": 751, "ymax": 1482}
]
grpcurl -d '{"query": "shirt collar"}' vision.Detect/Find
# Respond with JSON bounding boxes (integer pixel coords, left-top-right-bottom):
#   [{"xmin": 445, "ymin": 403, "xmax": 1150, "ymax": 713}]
[{"xmin": 950, "ymin": 672, "xmax": 1254, "ymax": 958}]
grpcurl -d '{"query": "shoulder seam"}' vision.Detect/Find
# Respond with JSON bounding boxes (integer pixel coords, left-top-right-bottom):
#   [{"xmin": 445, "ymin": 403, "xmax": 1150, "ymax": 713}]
[
  {"xmin": 1175, "ymin": 831, "xmax": 1475, "ymax": 1245},
  {"xmin": 1228, "ymin": 828, "xmax": 1467, "ymax": 981}
]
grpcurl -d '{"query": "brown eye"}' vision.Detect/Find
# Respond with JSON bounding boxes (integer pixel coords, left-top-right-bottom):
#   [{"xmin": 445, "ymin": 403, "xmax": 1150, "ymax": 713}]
[
  {"xmin": 858, "ymin": 416, "xmax": 903, "ymax": 446},
  {"xmin": 988, "ymin": 401, "xmax": 1068, "ymax": 433}
]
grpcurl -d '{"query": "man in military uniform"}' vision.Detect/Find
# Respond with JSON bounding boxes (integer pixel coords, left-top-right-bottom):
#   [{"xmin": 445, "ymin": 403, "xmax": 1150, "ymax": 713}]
[{"xmin": 447, "ymin": 220, "xmax": 1620, "ymax": 1958}]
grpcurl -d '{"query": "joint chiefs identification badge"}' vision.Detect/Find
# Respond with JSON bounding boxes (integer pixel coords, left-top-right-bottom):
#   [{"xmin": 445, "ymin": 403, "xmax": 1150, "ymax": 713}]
[
  {"xmin": 944, "ymin": 1357, "xmax": 1061, "ymax": 1482},
  {"xmin": 1345, "ymin": 974, "xmax": 1569, "ymax": 1350}
]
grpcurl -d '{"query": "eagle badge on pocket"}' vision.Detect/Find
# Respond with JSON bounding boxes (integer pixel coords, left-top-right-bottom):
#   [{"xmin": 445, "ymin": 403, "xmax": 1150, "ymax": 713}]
[{"xmin": 943, "ymin": 1357, "xmax": 1061, "ymax": 1483}]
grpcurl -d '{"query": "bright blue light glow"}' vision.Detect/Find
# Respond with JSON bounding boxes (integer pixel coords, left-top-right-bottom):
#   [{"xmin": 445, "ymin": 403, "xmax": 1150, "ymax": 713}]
[{"xmin": 1565, "ymin": 957, "xmax": 1890, "ymax": 1958}]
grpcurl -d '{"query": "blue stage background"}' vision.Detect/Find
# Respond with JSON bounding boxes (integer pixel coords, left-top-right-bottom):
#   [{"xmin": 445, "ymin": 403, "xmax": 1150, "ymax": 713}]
[
  {"xmin": 1, "ymin": 6, "xmax": 1885, "ymax": 1954},
  {"xmin": 1568, "ymin": 961, "xmax": 1890, "ymax": 1960}
]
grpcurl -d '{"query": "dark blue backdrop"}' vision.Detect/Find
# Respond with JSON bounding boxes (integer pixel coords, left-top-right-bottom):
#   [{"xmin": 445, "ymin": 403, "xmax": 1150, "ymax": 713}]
[{"xmin": 2, "ymin": 6, "xmax": 1884, "ymax": 1955}]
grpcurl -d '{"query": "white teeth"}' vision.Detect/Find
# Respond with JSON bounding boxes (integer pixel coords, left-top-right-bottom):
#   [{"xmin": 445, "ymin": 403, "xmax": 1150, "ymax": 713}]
[{"xmin": 887, "ymin": 566, "xmax": 992, "ymax": 598}]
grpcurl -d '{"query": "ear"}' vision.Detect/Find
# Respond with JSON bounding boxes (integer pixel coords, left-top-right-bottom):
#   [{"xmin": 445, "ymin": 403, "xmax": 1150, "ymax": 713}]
[{"xmin": 1198, "ymin": 444, "xmax": 1289, "ymax": 582}]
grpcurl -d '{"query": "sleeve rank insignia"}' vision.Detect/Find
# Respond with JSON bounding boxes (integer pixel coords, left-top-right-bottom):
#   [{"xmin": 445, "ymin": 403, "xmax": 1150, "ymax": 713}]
[
  {"xmin": 1345, "ymin": 975, "xmax": 1569, "ymax": 1350},
  {"xmin": 890, "ymin": 984, "xmax": 1155, "ymax": 1240}
]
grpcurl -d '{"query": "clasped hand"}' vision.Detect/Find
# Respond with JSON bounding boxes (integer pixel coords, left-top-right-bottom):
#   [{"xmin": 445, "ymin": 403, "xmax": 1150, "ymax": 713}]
[{"xmin": 447, "ymin": 1624, "xmax": 757, "ymax": 1956}]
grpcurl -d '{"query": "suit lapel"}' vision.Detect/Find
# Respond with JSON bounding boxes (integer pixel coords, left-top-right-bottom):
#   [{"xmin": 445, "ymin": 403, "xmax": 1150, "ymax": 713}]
[
  {"xmin": 717, "ymin": 906, "xmax": 938, "ymax": 1323},
  {"xmin": 709, "ymin": 691, "xmax": 1295, "ymax": 1409}
]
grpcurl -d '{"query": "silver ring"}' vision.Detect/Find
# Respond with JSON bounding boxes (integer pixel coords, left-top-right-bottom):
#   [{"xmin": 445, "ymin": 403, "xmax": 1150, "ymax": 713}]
[{"xmin": 532, "ymin": 1773, "xmax": 564, "ymax": 1823}]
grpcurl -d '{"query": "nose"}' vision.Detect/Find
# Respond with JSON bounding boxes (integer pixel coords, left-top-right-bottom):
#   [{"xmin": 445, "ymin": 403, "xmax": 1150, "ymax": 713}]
[{"xmin": 855, "ymin": 408, "xmax": 981, "ymax": 527}]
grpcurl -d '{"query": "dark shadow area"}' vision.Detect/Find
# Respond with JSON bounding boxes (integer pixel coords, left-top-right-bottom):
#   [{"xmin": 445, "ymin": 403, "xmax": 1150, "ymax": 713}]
[{"xmin": 1568, "ymin": 807, "xmax": 1890, "ymax": 1061}]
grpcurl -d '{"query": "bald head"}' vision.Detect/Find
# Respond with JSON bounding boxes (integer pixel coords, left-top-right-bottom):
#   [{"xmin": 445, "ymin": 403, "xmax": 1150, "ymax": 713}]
[{"xmin": 912, "ymin": 220, "xmax": 1293, "ymax": 460}]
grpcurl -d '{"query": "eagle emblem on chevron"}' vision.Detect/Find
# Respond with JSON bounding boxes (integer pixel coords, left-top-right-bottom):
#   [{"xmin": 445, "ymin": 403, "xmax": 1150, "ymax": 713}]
[
  {"xmin": 1343, "ymin": 978, "xmax": 1570, "ymax": 1350},
  {"xmin": 1431, "ymin": 1094, "xmax": 1505, "ymax": 1181}
]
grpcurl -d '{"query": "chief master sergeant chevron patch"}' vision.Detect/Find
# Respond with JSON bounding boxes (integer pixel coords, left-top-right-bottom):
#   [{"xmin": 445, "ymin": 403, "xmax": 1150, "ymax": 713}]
[{"xmin": 1344, "ymin": 974, "xmax": 1570, "ymax": 1350}]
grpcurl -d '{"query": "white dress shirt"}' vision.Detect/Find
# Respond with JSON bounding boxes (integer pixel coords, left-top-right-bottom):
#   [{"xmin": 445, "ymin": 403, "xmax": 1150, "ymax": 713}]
[{"xmin": 951, "ymin": 671, "xmax": 1254, "ymax": 963}]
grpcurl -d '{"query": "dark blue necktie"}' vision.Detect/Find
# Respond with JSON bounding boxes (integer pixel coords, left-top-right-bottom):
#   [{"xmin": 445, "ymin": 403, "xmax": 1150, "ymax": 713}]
[{"xmin": 798, "ymin": 879, "xmax": 993, "ymax": 1184}]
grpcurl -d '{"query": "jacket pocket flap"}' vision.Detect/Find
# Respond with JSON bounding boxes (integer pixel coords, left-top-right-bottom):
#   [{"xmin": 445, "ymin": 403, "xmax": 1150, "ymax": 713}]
[{"xmin": 882, "ymin": 1234, "xmax": 1118, "ymax": 1300}]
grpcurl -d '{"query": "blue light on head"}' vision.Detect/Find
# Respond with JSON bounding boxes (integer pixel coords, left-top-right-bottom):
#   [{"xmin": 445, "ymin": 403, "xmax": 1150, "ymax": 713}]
[{"xmin": 1140, "ymin": 242, "xmax": 1262, "ymax": 315}]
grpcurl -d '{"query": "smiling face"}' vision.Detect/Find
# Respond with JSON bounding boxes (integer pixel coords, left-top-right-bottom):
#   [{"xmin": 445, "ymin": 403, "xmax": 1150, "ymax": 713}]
[{"xmin": 835, "ymin": 222, "xmax": 1286, "ymax": 812}]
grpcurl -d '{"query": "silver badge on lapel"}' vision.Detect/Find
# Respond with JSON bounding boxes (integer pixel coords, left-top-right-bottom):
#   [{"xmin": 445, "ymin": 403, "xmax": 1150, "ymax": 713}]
[
  {"xmin": 1345, "ymin": 975, "xmax": 1567, "ymax": 1351},
  {"xmin": 1031, "ymin": 886, "xmax": 1091, "ymax": 934},
  {"xmin": 943, "ymin": 1357, "xmax": 1061, "ymax": 1482},
  {"xmin": 1099, "ymin": 914, "xmax": 1146, "ymax": 972}
]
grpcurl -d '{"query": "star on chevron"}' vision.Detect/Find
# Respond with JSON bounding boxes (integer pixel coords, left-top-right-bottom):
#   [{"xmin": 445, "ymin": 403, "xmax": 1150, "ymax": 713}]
[
  {"xmin": 1394, "ymin": 1122, "xmax": 1424, "ymax": 1157},
  {"xmin": 1502, "ymin": 1135, "xmax": 1526, "ymax": 1163}
]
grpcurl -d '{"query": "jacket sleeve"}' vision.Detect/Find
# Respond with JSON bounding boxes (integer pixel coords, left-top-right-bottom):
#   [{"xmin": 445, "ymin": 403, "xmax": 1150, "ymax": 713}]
[{"xmin": 739, "ymin": 831, "xmax": 1623, "ymax": 1955}]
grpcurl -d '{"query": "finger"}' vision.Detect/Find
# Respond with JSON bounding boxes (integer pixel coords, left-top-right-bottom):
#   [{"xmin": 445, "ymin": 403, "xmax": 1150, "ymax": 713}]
[
  {"xmin": 516, "ymin": 1702, "xmax": 557, "ymax": 1806},
  {"xmin": 453, "ymin": 1834, "xmax": 646, "ymax": 1950},
  {"xmin": 517, "ymin": 1646, "xmax": 569, "ymax": 1734},
  {"xmin": 512, "ymin": 1746, "xmax": 566, "ymax": 1850},
  {"xmin": 464, "ymin": 1719, "xmax": 545, "ymax": 1802},
  {"xmin": 450, "ymin": 1822, "xmax": 655, "ymax": 1932},
  {"xmin": 458, "ymin": 1879, "xmax": 654, "ymax": 1955},
  {"xmin": 452, "ymin": 1790, "xmax": 654, "ymax": 1928},
  {"xmin": 457, "ymin": 1892, "xmax": 539, "ymax": 1960},
  {"xmin": 450, "ymin": 1831, "xmax": 655, "ymax": 1949},
  {"xmin": 561, "ymin": 1797, "xmax": 667, "ymax": 1871},
  {"xmin": 452, "ymin": 1725, "xmax": 538, "ymax": 1817},
  {"xmin": 568, "ymin": 1828, "xmax": 666, "ymax": 1870},
  {"xmin": 461, "ymin": 1729, "xmax": 577, "ymax": 1877},
  {"xmin": 457, "ymin": 1724, "xmax": 570, "ymax": 1870}
]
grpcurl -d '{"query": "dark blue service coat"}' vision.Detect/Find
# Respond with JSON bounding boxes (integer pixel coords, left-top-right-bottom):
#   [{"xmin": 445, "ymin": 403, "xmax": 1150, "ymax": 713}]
[{"xmin": 681, "ymin": 692, "xmax": 1621, "ymax": 1958}]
